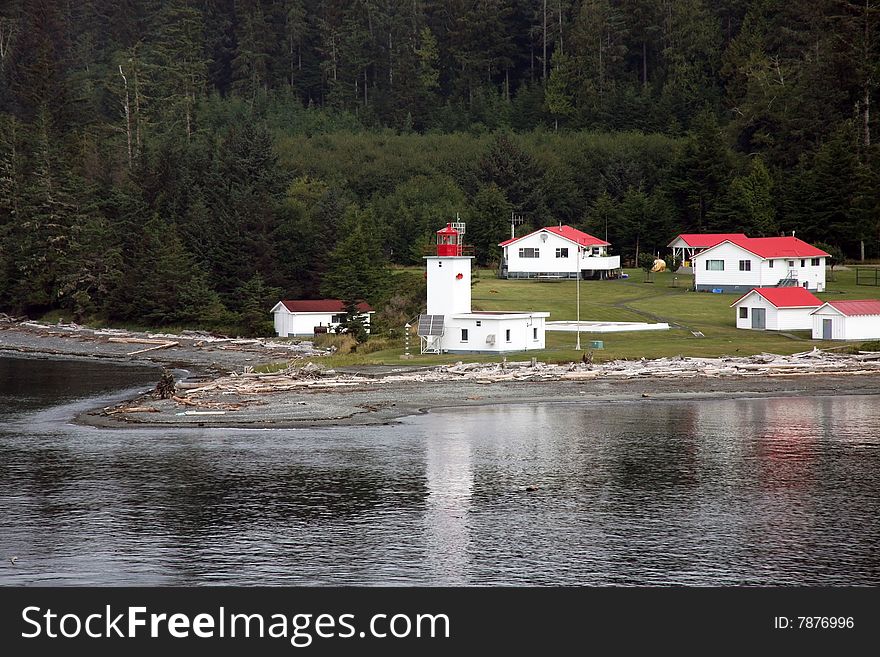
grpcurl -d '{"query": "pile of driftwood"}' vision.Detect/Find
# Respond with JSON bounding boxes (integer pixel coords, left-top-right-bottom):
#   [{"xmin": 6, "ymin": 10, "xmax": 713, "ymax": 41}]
[
  {"xmin": 164, "ymin": 348, "xmax": 880, "ymax": 403},
  {"xmin": 1, "ymin": 317, "xmax": 329, "ymax": 358}
]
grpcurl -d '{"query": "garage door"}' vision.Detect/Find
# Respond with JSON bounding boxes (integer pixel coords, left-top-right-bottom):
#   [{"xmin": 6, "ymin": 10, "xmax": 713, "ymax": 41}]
[{"xmin": 751, "ymin": 307, "xmax": 766, "ymax": 329}]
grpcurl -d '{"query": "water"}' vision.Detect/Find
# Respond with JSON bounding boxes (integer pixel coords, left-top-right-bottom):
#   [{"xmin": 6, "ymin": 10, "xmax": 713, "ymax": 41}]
[{"xmin": 1, "ymin": 355, "xmax": 878, "ymax": 586}]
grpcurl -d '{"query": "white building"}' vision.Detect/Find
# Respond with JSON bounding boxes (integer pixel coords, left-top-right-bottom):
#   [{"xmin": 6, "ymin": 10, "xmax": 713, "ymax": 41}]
[
  {"xmin": 499, "ymin": 225, "xmax": 620, "ymax": 279},
  {"xmin": 667, "ymin": 233, "xmax": 747, "ymax": 268},
  {"xmin": 270, "ymin": 299, "xmax": 374, "ymax": 337},
  {"xmin": 811, "ymin": 300, "xmax": 880, "ymax": 341},
  {"xmin": 730, "ymin": 287, "xmax": 821, "ymax": 331},
  {"xmin": 691, "ymin": 236, "xmax": 829, "ymax": 294},
  {"xmin": 419, "ymin": 223, "xmax": 550, "ymax": 354}
]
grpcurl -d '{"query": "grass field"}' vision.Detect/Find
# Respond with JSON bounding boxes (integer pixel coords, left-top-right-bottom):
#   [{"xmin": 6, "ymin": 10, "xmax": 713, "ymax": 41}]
[{"xmin": 323, "ymin": 266, "xmax": 880, "ymax": 366}]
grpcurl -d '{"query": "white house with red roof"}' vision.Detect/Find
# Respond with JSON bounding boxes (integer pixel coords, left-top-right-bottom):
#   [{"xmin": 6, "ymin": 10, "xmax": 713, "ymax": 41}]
[
  {"xmin": 730, "ymin": 287, "xmax": 822, "ymax": 331},
  {"xmin": 667, "ymin": 233, "xmax": 747, "ymax": 268},
  {"xmin": 690, "ymin": 236, "xmax": 829, "ymax": 293},
  {"xmin": 811, "ymin": 300, "xmax": 880, "ymax": 340},
  {"xmin": 419, "ymin": 224, "xmax": 550, "ymax": 353},
  {"xmin": 270, "ymin": 299, "xmax": 374, "ymax": 337},
  {"xmin": 498, "ymin": 225, "xmax": 620, "ymax": 279}
]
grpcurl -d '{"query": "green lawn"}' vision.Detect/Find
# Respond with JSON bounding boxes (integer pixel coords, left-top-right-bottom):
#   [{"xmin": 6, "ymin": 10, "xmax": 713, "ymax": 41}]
[{"xmin": 322, "ymin": 266, "xmax": 880, "ymax": 366}]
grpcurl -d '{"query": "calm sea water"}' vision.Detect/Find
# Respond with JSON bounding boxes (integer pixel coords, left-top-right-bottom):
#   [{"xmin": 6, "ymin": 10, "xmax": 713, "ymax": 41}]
[{"xmin": 1, "ymin": 355, "xmax": 878, "ymax": 586}]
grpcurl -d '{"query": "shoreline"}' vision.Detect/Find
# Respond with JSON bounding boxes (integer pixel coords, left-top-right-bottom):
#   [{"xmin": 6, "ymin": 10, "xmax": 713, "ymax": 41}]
[
  {"xmin": 80, "ymin": 372, "xmax": 880, "ymax": 430},
  {"xmin": 4, "ymin": 319, "xmax": 880, "ymax": 430}
]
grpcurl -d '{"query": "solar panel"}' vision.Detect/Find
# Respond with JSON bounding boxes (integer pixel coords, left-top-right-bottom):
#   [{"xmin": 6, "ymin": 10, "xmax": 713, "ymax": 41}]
[{"xmin": 417, "ymin": 314, "xmax": 445, "ymax": 336}]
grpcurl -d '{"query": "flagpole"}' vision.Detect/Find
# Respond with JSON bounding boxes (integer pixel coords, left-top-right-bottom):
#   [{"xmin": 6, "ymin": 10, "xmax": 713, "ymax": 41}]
[{"xmin": 576, "ymin": 245, "xmax": 581, "ymax": 351}]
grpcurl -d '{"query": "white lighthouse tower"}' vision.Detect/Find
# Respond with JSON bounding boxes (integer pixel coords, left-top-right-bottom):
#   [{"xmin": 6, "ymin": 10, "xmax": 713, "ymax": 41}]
[
  {"xmin": 418, "ymin": 222, "xmax": 550, "ymax": 354},
  {"xmin": 426, "ymin": 223, "xmax": 472, "ymax": 316}
]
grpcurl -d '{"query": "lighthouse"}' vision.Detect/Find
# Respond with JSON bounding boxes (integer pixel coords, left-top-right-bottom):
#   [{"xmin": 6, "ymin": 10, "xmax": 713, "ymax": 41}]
[
  {"xmin": 418, "ymin": 222, "xmax": 550, "ymax": 354},
  {"xmin": 426, "ymin": 223, "xmax": 472, "ymax": 317}
]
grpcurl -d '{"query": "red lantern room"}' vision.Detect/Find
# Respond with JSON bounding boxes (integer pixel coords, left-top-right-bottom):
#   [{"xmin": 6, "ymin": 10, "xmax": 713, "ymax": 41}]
[{"xmin": 436, "ymin": 223, "xmax": 462, "ymax": 256}]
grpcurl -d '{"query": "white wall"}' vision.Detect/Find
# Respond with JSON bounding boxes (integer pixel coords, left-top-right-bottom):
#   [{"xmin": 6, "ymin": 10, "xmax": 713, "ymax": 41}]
[
  {"xmin": 812, "ymin": 312, "xmax": 880, "ymax": 340},
  {"xmin": 734, "ymin": 294, "xmax": 777, "ymax": 330},
  {"xmin": 735, "ymin": 295, "xmax": 816, "ymax": 331},
  {"xmin": 694, "ymin": 243, "xmax": 762, "ymax": 289},
  {"xmin": 580, "ymin": 254, "xmax": 621, "ymax": 271},
  {"xmin": 441, "ymin": 315, "xmax": 546, "ymax": 353},
  {"xmin": 775, "ymin": 308, "xmax": 815, "ymax": 331},
  {"xmin": 695, "ymin": 244, "xmax": 826, "ymax": 291},
  {"xmin": 504, "ymin": 232, "xmax": 609, "ymax": 275},
  {"xmin": 426, "ymin": 256, "xmax": 472, "ymax": 316},
  {"xmin": 761, "ymin": 257, "xmax": 826, "ymax": 291},
  {"xmin": 273, "ymin": 310, "xmax": 372, "ymax": 337}
]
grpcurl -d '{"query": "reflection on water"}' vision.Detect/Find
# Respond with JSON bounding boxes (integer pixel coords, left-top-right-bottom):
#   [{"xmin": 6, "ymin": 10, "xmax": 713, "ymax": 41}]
[{"xmin": 0, "ymin": 356, "xmax": 878, "ymax": 586}]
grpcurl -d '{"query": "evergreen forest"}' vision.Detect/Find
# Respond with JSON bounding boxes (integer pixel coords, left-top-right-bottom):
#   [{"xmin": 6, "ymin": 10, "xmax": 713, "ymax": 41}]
[{"xmin": 0, "ymin": 1, "xmax": 878, "ymax": 333}]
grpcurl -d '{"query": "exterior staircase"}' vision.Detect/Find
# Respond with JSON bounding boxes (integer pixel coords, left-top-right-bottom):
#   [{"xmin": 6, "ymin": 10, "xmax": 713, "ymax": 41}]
[{"xmin": 776, "ymin": 269, "xmax": 799, "ymax": 287}]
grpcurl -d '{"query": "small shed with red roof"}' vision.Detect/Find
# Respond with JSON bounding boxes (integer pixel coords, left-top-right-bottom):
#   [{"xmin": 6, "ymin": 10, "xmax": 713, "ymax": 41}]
[
  {"xmin": 270, "ymin": 299, "xmax": 374, "ymax": 337},
  {"xmin": 730, "ymin": 287, "xmax": 822, "ymax": 331},
  {"xmin": 810, "ymin": 300, "xmax": 880, "ymax": 341},
  {"xmin": 498, "ymin": 225, "xmax": 620, "ymax": 279}
]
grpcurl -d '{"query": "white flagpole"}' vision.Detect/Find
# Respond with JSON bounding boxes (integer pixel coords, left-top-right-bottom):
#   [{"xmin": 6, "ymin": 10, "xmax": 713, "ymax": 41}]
[{"xmin": 576, "ymin": 245, "xmax": 581, "ymax": 351}]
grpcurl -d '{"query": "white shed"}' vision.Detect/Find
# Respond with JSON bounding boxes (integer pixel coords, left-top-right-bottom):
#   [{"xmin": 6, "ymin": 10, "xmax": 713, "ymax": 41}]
[
  {"xmin": 730, "ymin": 287, "xmax": 821, "ymax": 331},
  {"xmin": 270, "ymin": 299, "xmax": 374, "ymax": 337},
  {"xmin": 810, "ymin": 300, "xmax": 880, "ymax": 341},
  {"xmin": 442, "ymin": 311, "xmax": 550, "ymax": 353}
]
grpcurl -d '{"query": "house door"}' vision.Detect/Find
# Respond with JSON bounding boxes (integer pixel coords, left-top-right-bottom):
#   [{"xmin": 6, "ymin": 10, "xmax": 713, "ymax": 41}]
[
  {"xmin": 751, "ymin": 307, "xmax": 766, "ymax": 329},
  {"xmin": 822, "ymin": 318, "xmax": 832, "ymax": 340}
]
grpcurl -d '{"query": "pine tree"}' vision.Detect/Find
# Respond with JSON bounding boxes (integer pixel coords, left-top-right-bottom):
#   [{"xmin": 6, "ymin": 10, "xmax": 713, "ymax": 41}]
[
  {"xmin": 321, "ymin": 207, "xmax": 389, "ymax": 305},
  {"xmin": 665, "ymin": 110, "xmax": 735, "ymax": 232},
  {"xmin": 710, "ymin": 156, "xmax": 776, "ymax": 235},
  {"xmin": 235, "ymin": 272, "xmax": 282, "ymax": 337},
  {"xmin": 469, "ymin": 183, "xmax": 512, "ymax": 266}
]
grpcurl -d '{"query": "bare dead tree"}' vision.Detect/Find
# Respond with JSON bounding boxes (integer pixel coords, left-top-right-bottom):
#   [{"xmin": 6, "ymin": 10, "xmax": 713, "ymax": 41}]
[
  {"xmin": 118, "ymin": 65, "xmax": 133, "ymax": 170},
  {"xmin": 0, "ymin": 16, "xmax": 15, "ymax": 68},
  {"xmin": 543, "ymin": 0, "xmax": 548, "ymax": 80}
]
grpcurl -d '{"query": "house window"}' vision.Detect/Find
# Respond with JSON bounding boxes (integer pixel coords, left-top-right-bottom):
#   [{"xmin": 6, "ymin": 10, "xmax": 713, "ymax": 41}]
[
  {"xmin": 555, "ymin": 247, "xmax": 569, "ymax": 258},
  {"xmin": 331, "ymin": 314, "xmax": 345, "ymax": 323},
  {"xmin": 739, "ymin": 260, "xmax": 751, "ymax": 271},
  {"xmin": 461, "ymin": 329, "xmax": 468, "ymax": 342},
  {"xmin": 592, "ymin": 247, "xmax": 601, "ymax": 255},
  {"xmin": 475, "ymin": 320, "xmax": 481, "ymax": 327},
  {"xmin": 769, "ymin": 260, "xmax": 774, "ymax": 268},
  {"xmin": 505, "ymin": 329, "xmax": 511, "ymax": 342},
  {"xmin": 801, "ymin": 259, "xmax": 806, "ymax": 267},
  {"xmin": 811, "ymin": 258, "xmax": 821, "ymax": 266},
  {"xmin": 533, "ymin": 327, "xmax": 538, "ymax": 340},
  {"xmin": 788, "ymin": 260, "xmax": 795, "ymax": 267},
  {"xmin": 739, "ymin": 307, "xmax": 748, "ymax": 319},
  {"xmin": 706, "ymin": 260, "xmax": 724, "ymax": 271},
  {"xmin": 519, "ymin": 247, "xmax": 540, "ymax": 258}
]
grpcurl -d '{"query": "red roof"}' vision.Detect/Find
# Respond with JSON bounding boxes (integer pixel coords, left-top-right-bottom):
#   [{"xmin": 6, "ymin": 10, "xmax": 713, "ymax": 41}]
[
  {"xmin": 279, "ymin": 299, "xmax": 373, "ymax": 313},
  {"xmin": 735, "ymin": 237, "xmax": 829, "ymax": 258},
  {"xmin": 731, "ymin": 287, "xmax": 822, "ymax": 308},
  {"xmin": 823, "ymin": 300, "xmax": 880, "ymax": 316},
  {"xmin": 695, "ymin": 236, "xmax": 829, "ymax": 259},
  {"xmin": 499, "ymin": 225, "xmax": 609, "ymax": 248},
  {"xmin": 670, "ymin": 233, "xmax": 747, "ymax": 248}
]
